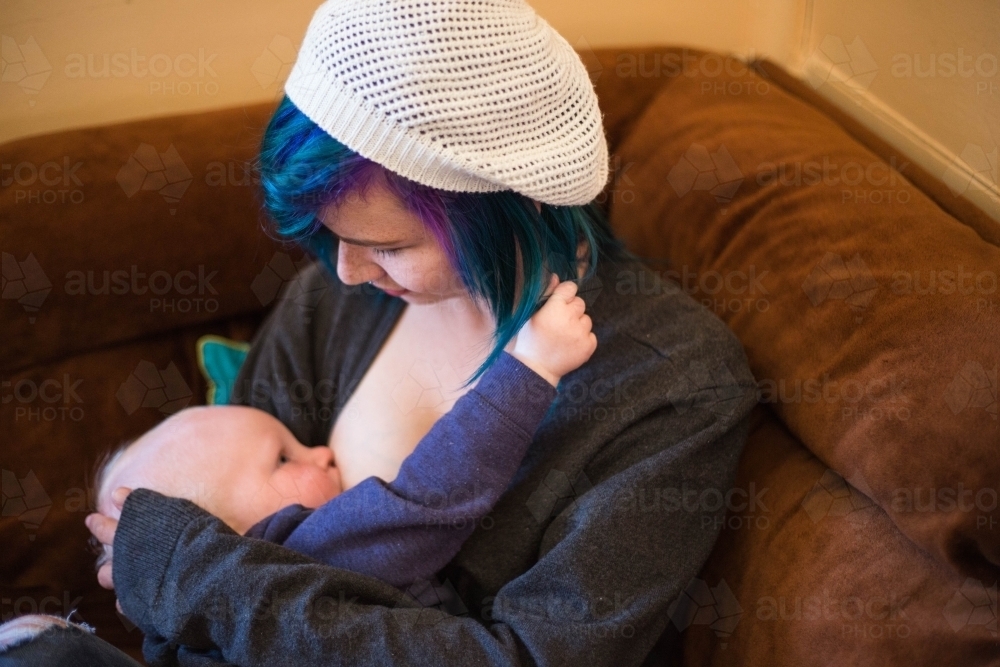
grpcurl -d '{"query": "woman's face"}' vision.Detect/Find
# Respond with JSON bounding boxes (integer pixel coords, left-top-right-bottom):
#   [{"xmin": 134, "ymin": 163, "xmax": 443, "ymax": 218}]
[{"xmin": 319, "ymin": 175, "xmax": 464, "ymax": 305}]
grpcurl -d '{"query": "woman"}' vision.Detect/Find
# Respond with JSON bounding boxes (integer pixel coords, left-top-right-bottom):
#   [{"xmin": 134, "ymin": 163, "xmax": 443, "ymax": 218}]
[{"xmin": 2, "ymin": 1, "xmax": 758, "ymax": 665}]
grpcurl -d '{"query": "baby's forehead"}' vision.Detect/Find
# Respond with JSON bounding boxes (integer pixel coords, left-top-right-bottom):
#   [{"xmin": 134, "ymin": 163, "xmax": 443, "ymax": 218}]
[
  {"xmin": 140, "ymin": 406, "xmax": 290, "ymax": 458},
  {"xmin": 168, "ymin": 404, "xmax": 283, "ymax": 430},
  {"xmin": 109, "ymin": 405, "xmax": 289, "ymax": 471}
]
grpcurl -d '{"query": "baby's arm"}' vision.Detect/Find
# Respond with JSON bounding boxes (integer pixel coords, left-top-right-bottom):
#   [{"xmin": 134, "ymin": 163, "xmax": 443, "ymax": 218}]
[
  {"xmin": 245, "ymin": 349, "xmax": 557, "ymax": 587},
  {"xmin": 245, "ymin": 278, "xmax": 594, "ymax": 590}
]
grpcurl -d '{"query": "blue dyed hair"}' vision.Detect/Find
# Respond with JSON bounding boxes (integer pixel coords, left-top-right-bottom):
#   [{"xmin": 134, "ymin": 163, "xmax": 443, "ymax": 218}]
[{"xmin": 255, "ymin": 95, "xmax": 635, "ymax": 388}]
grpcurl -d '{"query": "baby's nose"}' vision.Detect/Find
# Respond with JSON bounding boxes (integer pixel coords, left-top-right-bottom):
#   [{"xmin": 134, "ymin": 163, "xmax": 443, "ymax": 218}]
[{"xmin": 310, "ymin": 445, "xmax": 334, "ymax": 468}]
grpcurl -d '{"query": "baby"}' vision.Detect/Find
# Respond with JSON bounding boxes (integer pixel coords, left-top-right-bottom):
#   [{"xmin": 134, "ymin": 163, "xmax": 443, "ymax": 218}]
[{"xmin": 93, "ymin": 276, "xmax": 596, "ymax": 592}]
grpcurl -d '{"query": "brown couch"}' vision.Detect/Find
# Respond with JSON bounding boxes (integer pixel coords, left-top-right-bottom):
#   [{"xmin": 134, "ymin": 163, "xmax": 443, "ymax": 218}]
[{"xmin": 2, "ymin": 47, "xmax": 998, "ymax": 665}]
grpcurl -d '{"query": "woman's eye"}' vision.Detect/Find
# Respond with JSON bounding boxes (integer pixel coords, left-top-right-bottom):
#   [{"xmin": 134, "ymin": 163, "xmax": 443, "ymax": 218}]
[{"xmin": 372, "ymin": 247, "xmax": 401, "ymax": 257}]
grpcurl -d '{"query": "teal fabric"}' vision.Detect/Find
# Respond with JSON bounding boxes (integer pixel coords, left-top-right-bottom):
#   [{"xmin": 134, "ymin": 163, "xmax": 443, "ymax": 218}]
[{"xmin": 196, "ymin": 335, "xmax": 250, "ymax": 405}]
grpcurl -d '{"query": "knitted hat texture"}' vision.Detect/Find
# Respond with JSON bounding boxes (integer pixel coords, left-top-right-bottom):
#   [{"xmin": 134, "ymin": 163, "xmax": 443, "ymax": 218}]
[{"xmin": 284, "ymin": 0, "xmax": 609, "ymax": 206}]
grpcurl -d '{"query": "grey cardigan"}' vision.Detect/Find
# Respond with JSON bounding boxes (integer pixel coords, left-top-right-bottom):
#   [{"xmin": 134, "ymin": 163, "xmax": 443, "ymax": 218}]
[{"xmin": 112, "ymin": 253, "xmax": 759, "ymax": 667}]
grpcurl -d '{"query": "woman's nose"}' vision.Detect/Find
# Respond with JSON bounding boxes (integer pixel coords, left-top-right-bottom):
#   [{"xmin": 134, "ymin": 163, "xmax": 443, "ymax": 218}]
[{"xmin": 336, "ymin": 242, "xmax": 381, "ymax": 286}]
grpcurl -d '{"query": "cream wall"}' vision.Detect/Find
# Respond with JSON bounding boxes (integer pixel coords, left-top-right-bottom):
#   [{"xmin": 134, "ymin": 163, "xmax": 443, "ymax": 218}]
[
  {"xmin": 2, "ymin": 0, "xmax": 997, "ymax": 221},
  {"xmin": 1, "ymin": 0, "xmax": 802, "ymax": 145},
  {"xmin": 793, "ymin": 0, "xmax": 1000, "ymax": 221}
]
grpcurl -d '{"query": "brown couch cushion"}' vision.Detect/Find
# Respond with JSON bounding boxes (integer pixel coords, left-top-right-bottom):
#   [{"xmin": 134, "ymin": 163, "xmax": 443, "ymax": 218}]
[
  {"xmin": 1, "ymin": 102, "xmax": 284, "ymax": 373},
  {"xmin": 607, "ymin": 53, "xmax": 1000, "ymax": 580},
  {"xmin": 677, "ymin": 406, "xmax": 1000, "ymax": 665},
  {"xmin": 0, "ymin": 102, "xmax": 294, "ymax": 661},
  {"xmin": 0, "ymin": 315, "xmax": 263, "ymax": 661}
]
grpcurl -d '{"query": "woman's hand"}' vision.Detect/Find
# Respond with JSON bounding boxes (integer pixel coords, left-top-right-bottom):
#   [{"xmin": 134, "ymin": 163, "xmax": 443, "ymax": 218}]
[{"xmin": 85, "ymin": 486, "xmax": 131, "ymax": 609}]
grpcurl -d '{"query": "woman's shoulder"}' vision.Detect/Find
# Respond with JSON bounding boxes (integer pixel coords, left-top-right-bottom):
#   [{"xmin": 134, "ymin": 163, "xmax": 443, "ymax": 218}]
[
  {"xmin": 576, "ymin": 256, "xmax": 758, "ymax": 419},
  {"xmin": 591, "ymin": 258, "xmax": 753, "ymax": 368}
]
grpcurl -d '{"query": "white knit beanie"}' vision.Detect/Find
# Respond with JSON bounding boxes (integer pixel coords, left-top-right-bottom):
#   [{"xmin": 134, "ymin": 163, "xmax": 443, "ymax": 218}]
[{"xmin": 284, "ymin": 0, "xmax": 609, "ymax": 206}]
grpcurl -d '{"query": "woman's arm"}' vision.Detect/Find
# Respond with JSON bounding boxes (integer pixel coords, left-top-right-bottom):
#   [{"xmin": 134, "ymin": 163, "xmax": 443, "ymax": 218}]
[
  {"xmin": 101, "ymin": 258, "xmax": 759, "ymax": 666},
  {"xmin": 111, "ymin": 383, "xmax": 757, "ymax": 667},
  {"xmin": 244, "ymin": 350, "xmax": 558, "ymax": 589}
]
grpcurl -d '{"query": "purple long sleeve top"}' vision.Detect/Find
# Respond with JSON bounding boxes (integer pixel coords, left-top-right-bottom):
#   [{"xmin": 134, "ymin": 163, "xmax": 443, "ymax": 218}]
[{"xmin": 243, "ymin": 350, "xmax": 558, "ymax": 591}]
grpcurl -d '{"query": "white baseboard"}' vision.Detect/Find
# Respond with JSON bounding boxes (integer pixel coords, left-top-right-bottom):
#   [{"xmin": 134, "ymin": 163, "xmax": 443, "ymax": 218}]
[{"xmin": 790, "ymin": 55, "xmax": 1000, "ymax": 224}]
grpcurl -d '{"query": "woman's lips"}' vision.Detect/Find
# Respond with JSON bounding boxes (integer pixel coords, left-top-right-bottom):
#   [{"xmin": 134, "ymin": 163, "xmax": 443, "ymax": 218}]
[{"xmin": 380, "ymin": 286, "xmax": 408, "ymax": 297}]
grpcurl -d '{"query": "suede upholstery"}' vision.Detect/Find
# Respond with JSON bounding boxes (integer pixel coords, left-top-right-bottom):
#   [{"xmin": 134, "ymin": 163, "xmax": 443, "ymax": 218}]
[
  {"xmin": 1, "ymin": 47, "xmax": 997, "ymax": 664},
  {"xmin": 1, "ymin": 104, "xmax": 286, "ymax": 661},
  {"xmin": 602, "ymin": 48, "xmax": 999, "ymax": 664}
]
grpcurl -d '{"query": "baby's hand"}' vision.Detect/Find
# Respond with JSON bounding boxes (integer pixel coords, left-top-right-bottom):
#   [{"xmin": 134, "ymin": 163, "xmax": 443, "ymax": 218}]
[{"xmin": 511, "ymin": 274, "xmax": 597, "ymax": 387}]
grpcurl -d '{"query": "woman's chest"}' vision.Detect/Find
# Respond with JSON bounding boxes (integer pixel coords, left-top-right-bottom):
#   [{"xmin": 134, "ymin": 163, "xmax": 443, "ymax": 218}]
[{"xmin": 327, "ymin": 305, "xmax": 488, "ymax": 490}]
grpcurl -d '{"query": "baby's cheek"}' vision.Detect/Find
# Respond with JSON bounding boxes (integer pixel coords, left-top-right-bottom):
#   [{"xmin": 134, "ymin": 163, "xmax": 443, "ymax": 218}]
[
  {"xmin": 293, "ymin": 467, "xmax": 341, "ymax": 508},
  {"xmin": 257, "ymin": 467, "xmax": 338, "ymax": 512}
]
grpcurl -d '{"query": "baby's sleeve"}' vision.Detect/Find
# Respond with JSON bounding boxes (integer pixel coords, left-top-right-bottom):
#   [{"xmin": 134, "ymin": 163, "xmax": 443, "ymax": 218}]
[{"xmin": 243, "ymin": 504, "xmax": 313, "ymax": 543}]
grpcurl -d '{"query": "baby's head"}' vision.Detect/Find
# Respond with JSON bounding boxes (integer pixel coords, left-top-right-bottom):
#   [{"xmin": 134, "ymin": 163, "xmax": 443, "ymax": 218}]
[{"xmin": 95, "ymin": 405, "xmax": 341, "ymax": 537}]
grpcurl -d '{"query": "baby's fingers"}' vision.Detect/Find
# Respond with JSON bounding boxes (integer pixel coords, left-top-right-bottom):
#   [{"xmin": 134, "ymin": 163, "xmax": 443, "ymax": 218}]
[
  {"xmin": 541, "ymin": 273, "xmax": 559, "ymax": 298},
  {"xmin": 552, "ymin": 279, "xmax": 578, "ymax": 302},
  {"xmin": 97, "ymin": 562, "xmax": 114, "ymax": 590},
  {"xmin": 85, "ymin": 513, "xmax": 118, "ymax": 547},
  {"xmin": 112, "ymin": 486, "xmax": 132, "ymax": 509}
]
